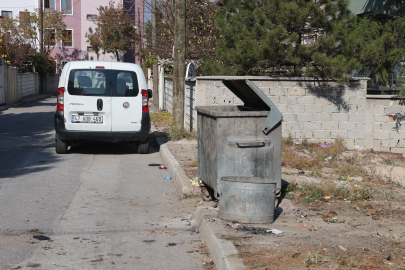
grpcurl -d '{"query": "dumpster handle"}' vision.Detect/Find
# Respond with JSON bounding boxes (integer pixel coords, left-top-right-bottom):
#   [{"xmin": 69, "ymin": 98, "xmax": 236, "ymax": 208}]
[
  {"xmin": 273, "ymin": 188, "xmax": 281, "ymax": 194},
  {"xmin": 236, "ymin": 141, "xmax": 265, "ymax": 148},
  {"xmin": 228, "ymin": 137, "xmax": 271, "ymax": 148}
]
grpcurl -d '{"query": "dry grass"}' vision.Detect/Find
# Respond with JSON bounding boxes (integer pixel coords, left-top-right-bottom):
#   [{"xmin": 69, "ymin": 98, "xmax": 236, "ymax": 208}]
[
  {"xmin": 190, "ymin": 157, "xmax": 198, "ymax": 167},
  {"xmin": 329, "ymin": 161, "xmax": 363, "ymax": 178},
  {"xmin": 282, "ymin": 137, "xmax": 365, "ymax": 177},
  {"xmin": 170, "ymin": 127, "xmax": 197, "ymax": 141},
  {"xmin": 150, "ymin": 112, "xmax": 197, "ymax": 141},
  {"xmin": 150, "ymin": 112, "xmax": 172, "ymax": 131},
  {"xmin": 284, "ymin": 179, "xmax": 374, "ymax": 202},
  {"xmin": 282, "ymin": 133, "xmax": 294, "ymax": 146},
  {"xmin": 281, "ymin": 151, "xmax": 321, "ymax": 170},
  {"xmin": 280, "ymin": 136, "xmax": 396, "ymax": 202}
]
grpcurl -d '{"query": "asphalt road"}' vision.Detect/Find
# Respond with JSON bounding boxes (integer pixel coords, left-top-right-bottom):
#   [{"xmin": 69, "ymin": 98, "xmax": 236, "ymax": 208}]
[{"xmin": 0, "ymin": 98, "xmax": 209, "ymax": 269}]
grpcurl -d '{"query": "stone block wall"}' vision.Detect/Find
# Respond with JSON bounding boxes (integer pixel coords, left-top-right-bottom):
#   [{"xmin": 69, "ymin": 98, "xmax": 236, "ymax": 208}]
[
  {"xmin": 196, "ymin": 76, "xmax": 368, "ymax": 149},
  {"xmin": 162, "ymin": 75, "xmax": 405, "ymax": 153},
  {"xmin": 367, "ymin": 97, "xmax": 405, "ymax": 153}
]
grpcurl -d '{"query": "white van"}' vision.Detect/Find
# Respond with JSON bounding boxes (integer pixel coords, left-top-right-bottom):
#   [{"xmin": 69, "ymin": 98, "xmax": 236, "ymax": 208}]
[{"xmin": 54, "ymin": 61, "xmax": 152, "ymax": 154}]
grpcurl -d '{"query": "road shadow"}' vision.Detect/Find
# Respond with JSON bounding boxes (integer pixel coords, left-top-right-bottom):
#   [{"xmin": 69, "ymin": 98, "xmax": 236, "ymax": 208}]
[
  {"xmin": 0, "ymin": 98, "xmax": 158, "ymax": 179},
  {"xmin": 0, "ymin": 105, "xmax": 58, "ymax": 179},
  {"xmin": 0, "ymin": 98, "xmax": 56, "ymax": 115},
  {"xmin": 0, "ymin": 110, "xmax": 55, "ymax": 142},
  {"xmin": 0, "ymin": 147, "xmax": 60, "ymax": 179},
  {"xmin": 68, "ymin": 141, "xmax": 159, "ymax": 155},
  {"xmin": 150, "ymin": 131, "xmax": 171, "ymax": 146}
]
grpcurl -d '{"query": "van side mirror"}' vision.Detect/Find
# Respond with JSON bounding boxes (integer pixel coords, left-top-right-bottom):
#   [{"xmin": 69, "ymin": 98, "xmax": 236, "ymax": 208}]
[{"xmin": 148, "ymin": 89, "xmax": 153, "ymax": 98}]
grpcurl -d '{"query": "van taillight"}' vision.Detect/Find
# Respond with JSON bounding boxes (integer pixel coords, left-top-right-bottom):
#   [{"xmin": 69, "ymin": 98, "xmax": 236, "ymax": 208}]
[
  {"xmin": 96, "ymin": 66, "xmax": 105, "ymax": 69},
  {"xmin": 142, "ymin": 89, "xmax": 149, "ymax": 113},
  {"xmin": 57, "ymin": 87, "xmax": 64, "ymax": 111}
]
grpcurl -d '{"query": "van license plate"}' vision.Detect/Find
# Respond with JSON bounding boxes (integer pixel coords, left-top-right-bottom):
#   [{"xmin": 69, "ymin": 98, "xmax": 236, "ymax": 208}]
[{"xmin": 72, "ymin": 115, "xmax": 103, "ymax": 124}]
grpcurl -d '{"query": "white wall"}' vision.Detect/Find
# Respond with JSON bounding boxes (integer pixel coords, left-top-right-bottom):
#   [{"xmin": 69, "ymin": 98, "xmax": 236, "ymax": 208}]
[
  {"xmin": 4, "ymin": 69, "xmax": 58, "ymax": 104},
  {"xmin": 0, "ymin": 0, "xmax": 38, "ymax": 19},
  {"xmin": 81, "ymin": 0, "xmax": 122, "ymax": 61},
  {"xmin": 17, "ymin": 73, "xmax": 38, "ymax": 98},
  {"xmin": 1, "ymin": 0, "xmax": 39, "ymax": 51},
  {"xmin": 0, "ymin": 62, "xmax": 5, "ymax": 105}
]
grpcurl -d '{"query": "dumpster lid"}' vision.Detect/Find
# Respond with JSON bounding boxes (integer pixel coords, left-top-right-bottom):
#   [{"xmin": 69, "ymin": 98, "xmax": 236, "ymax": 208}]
[{"xmin": 222, "ymin": 79, "xmax": 283, "ymax": 133}]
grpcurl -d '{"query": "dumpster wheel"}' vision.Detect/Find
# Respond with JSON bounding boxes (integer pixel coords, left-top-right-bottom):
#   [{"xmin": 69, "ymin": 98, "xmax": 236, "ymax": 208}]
[{"xmin": 200, "ymin": 186, "xmax": 215, "ymax": 201}]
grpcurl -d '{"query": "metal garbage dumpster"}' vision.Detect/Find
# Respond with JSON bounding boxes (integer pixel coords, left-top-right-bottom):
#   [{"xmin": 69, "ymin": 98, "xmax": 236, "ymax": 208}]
[{"xmin": 196, "ymin": 79, "xmax": 283, "ymax": 200}]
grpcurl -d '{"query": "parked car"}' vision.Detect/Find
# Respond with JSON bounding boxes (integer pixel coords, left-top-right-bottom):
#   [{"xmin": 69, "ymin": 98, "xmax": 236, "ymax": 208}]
[{"xmin": 54, "ymin": 61, "xmax": 152, "ymax": 154}]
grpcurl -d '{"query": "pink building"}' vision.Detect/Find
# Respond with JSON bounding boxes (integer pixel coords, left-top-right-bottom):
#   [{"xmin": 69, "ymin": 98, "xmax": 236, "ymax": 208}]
[{"xmin": 40, "ymin": 0, "xmax": 144, "ymax": 67}]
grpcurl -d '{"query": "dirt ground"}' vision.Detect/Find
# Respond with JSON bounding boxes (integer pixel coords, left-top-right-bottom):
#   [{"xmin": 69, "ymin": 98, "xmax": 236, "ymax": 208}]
[
  {"xmin": 164, "ymin": 139, "xmax": 405, "ymax": 270},
  {"xmin": 152, "ymin": 114, "xmax": 405, "ymax": 270}
]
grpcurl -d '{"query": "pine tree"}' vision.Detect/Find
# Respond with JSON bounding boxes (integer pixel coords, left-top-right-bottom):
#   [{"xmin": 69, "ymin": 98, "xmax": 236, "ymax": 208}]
[
  {"xmin": 207, "ymin": 0, "xmax": 358, "ymax": 78},
  {"xmin": 349, "ymin": 15, "xmax": 405, "ymax": 89}
]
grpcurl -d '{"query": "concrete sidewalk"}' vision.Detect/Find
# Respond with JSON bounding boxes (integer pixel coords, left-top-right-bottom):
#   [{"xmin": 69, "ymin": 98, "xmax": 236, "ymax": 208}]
[{"xmin": 153, "ymin": 126, "xmax": 246, "ymax": 270}]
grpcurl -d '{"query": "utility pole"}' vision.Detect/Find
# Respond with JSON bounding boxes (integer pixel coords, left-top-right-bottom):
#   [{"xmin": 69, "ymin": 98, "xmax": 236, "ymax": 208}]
[
  {"xmin": 151, "ymin": 0, "xmax": 158, "ymax": 110},
  {"xmin": 40, "ymin": 0, "xmax": 43, "ymax": 53},
  {"xmin": 138, "ymin": 7, "xmax": 142, "ymax": 65},
  {"xmin": 40, "ymin": 0, "xmax": 44, "ymax": 94},
  {"xmin": 172, "ymin": 0, "xmax": 185, "ymax": 130}
]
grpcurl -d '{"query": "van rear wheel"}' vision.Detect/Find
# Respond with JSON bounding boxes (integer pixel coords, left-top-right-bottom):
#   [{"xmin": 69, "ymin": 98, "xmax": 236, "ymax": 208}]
[
  {"xmin": 55, "ymin": 134, "xmax": 68, "ymax": 154},
  {"xmin": 138, "ymin": 139, "xmax": 149, "ymax": 154}
]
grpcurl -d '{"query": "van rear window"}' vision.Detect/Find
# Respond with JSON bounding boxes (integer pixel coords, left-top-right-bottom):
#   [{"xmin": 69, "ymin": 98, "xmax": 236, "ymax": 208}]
[{"xmin": 67, "ymin": 69, "xmax": 139, "ymax": 97}]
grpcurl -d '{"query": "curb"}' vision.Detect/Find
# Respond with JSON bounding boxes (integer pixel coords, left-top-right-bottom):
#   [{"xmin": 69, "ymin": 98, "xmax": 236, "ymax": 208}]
[
  {"xmin": 195, "ymin": 207, "xmax": 245, "ymax": 270},
  {"xmin": 20, "ymin": 94, "xmax": 52, "ymax": 104},
  {"xmin": 0, "ymin": 94, "xmax": 52, "ymax": 112},
  {"xmin": 151, "ymin": 126, "xmax": 194, "ymax": 196},
  {"xmin": 160, "ymin": 143, "xmax": 193, "ymax": 196}
]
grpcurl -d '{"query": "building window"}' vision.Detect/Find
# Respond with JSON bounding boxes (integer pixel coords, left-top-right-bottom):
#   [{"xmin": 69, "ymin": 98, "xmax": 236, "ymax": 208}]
[
  {"xmin": 44, "ymin": 0, "xmax": 55, "ymax": 12},
  {"xmin": 1, "ymin": 11, "xmax": 12, "ymax": 19},
  {"xmin": 87, "ymin": 14, "xmax": 97, "ymax": 20},
  {"xmin": 87, "ymin": 46, "xmax": 94, "ymax": 52},
  {"xmin": 62, "ymin": 0, "xmax": 72, "ymax": 14},
  {"xmin": 45, "ymin": 29, "xmax": 55, "ymax": 46},
  {"xmin": 63, "ymin": 30, "xmax": 73, "ymax": 47}
]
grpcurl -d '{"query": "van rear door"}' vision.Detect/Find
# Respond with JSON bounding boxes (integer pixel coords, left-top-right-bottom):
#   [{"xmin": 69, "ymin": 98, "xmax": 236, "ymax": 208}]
[
  {"xmin": 110, "ymin": 68, "xmax": 143, "ymax": 132},
  {"xmin": 64, "ymin": 63, "xmax": 112, "ymax": 132}
]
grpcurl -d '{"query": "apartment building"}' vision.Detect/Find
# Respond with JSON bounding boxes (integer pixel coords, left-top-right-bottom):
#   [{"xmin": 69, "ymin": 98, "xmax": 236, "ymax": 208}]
[
  {"xmin": 40, "ymin": 0, "xmax": 144, "ymax": 65},
  {"xmin": 1, "ymin": 1, "xmax": 143, "ymax": 65},
  {"xmin": 1, "ymin": 0, "xmax": 38, "ymax": 20}
]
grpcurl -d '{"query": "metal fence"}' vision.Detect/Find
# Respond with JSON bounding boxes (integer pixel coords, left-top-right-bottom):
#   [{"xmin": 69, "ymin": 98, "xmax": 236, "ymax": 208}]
[{"xmin": 163, "ymin": 77, "xmax": 196, "ymax": 131}]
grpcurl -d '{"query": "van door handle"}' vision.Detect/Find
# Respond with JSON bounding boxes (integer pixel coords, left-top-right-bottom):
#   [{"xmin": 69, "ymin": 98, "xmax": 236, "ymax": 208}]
[{"xmin": 97, "ymin": 99, "xmax": 103, "ymax": 111}]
